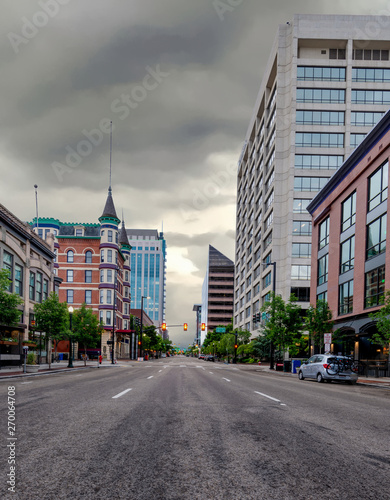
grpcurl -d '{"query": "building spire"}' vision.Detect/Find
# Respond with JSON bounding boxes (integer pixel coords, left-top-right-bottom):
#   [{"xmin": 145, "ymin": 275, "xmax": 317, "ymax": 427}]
[
  {"xmin": 100, "ymin": 121, "xmax": 119, "ymax": 222},
  {"xmin": 109, "ymin": 120, "xmax": 112, "ymax": 195}
]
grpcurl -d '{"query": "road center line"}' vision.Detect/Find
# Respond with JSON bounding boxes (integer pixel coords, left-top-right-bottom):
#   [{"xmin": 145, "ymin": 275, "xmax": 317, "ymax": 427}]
[
  {"xmin": 254, "ymin": 391, "xmax": 280, "ymax": 403},
  {"xmin": 222, "ymin": 377, "xmax": 231, "ymax": 382},
  {"xmin": 112, "ymin": 388, "xmax": 132, "ymax": 399},
  {"xmin": 147, "ymin": 376, "xmax": 154, "ymax": 379}
]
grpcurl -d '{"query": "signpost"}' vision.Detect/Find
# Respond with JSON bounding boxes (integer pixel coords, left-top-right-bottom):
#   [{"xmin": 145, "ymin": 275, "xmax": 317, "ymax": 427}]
[
  {"xmin": 324, "ymin": 333, "xmax": 332, "ymax": 353},
  {"xmin": 215, "ymin": 327, "xmax": 226, "ymax": 333}
]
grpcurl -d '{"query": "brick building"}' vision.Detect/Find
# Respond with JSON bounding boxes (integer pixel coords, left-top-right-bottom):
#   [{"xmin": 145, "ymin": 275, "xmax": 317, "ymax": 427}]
[{"xmin": 307, "ymin": 110, "xmax": 390, "ymax": 372}]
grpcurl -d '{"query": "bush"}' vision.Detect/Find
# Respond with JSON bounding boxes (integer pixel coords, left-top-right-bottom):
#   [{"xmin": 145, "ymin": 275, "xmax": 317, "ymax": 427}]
[
  {"xmin": 247, "ymin": 358, "xmax": 255, "ymax": 364},
  {"xmin": 27, "ymin": 353, "xmax": 36, "ymax": 365}
]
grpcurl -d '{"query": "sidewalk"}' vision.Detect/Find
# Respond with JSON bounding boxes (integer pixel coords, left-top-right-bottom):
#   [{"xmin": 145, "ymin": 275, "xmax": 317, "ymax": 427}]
[{"xmin": 0, "ymin": 359, "xmax": 123, "ymax": 379}]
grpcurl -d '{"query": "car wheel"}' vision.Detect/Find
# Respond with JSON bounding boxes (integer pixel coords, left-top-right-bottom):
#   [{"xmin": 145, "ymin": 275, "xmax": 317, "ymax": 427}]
[
  {"xmin": 298, "ymin": 371, "xmax": 304, "ymax": 380},
  {"xmin": 348, "ymin": 380, "xmax": 357, "ymax": 385},
  {"xmin": 316, "ymin": 372, "xmax": 324, "ymax": 383}
]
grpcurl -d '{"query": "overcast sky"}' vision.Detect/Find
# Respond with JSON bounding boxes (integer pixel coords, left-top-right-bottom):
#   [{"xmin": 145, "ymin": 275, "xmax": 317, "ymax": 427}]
[{"xmin": 1, "ymin": 0, "xmax": 388, "ymax": 348}]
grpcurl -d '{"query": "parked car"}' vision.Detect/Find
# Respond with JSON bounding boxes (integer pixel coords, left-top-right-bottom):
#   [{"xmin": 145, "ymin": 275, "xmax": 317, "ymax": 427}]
[
  {"xmin": 198, "ymin": 354, "xmax": 205, "ymax": 360},
  {"xmin": 298, "ymin": 354, "xmax": 358, "ymax": 384},
  {"xmin": 205, "ymin": 355, "xmax": 215, "ymax": 362}
]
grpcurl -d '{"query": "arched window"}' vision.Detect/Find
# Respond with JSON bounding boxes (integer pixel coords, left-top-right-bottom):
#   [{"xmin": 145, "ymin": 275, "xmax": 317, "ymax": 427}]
[
  {"xmin": 67, "ymin": 250, "xmax": 74, "ymax": 263},
  {"xmin": 85, "ymin": 251, "xmax": 92, "ymax": 263}
]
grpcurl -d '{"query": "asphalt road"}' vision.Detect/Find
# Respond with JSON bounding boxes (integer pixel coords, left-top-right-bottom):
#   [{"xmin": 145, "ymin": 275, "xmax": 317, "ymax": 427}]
[{"xmin": 1, "ymin": 356, "xmax": 390, "ymax": 500}]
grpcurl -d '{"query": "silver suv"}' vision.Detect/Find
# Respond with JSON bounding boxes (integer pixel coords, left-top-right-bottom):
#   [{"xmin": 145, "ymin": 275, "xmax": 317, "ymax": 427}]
[{"xmin": 298, "ymin": 354, "xmax": 358, "ymax": 384}]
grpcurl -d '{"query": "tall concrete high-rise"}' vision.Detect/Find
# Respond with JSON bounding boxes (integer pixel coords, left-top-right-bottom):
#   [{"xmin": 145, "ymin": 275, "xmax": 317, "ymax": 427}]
[
  {"xmin": 201, "ymin": 245, "xmax": 234, "ymax": 344},
  {"xmin": 126, "ymin": 229, "xmax": 167, "ymax": 328},
  {"xmin": 234, "ymin": 14, "xmax": 390, "ymax": 334}
]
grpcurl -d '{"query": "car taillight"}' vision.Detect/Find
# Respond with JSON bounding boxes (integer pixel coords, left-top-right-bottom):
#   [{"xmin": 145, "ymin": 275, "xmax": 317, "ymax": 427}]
[{"xmin": 323, "ymin": 364, "xmax": 330, "ymax": 369}]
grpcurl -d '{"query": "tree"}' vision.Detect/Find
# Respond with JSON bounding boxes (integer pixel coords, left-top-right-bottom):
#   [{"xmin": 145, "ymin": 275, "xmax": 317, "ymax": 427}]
[
  {"xmin": 0, "ymin": 268, "xmax": 24, "ymax": 336},
  {"xmin": 34, "ymin": 292, "xmax": 69, "ymax": 368},
  {"xmin": 305, "ymin": 300, "xmax": 333, "ymax": 354},
  {"xmin": 72, "ymin": 304, "xmax": 104, "ymax": 365},
  {"xmin": 369, "ymin": 290, "xmax": 390, "ymax": 348},
  {"xmin": 260, "ymin": 293, "xmax": 304, "ymax": 357}
]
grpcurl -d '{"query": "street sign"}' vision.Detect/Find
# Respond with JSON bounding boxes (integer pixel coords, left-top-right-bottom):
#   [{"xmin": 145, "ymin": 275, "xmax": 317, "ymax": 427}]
[
  {"xmin": 325, "ymin": 343, "xmax": 331, "ymax": 353},
  {"xmin": 215, "ymin": 327, "xmax": 226, "ymax": 333},
  {"xmin": 324, "ymin": 333, "xmax": 332, "ymax": 344},
  {"xmin": 106, "ymin": 340, "xmax": 114, "ymax": 345}
]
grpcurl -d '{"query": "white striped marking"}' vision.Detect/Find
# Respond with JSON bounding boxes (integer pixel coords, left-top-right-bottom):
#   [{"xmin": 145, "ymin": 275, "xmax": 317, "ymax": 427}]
[
  {"xmin": 21, "ymin": 381, "xmax": 32, "ymax": 384},
  {"xmin": 112, "ymin": 388, "xmax": 132, "ymax": 399},
  {"xmin": 254, "ymin": 391, "xmax": 280, "ymax": 403},
  {"xmin": 159, "ymin": 370, "xmax": 162, "ymax": 373},
  {"xmin": 147, "ymin": 376, "xmax": 154, "ymax": 379},
  {"xmin": 222, "ymin": 377, "xmax": 231, "ymax": 382},
  {"xmin": 209, "ymin": 372, "xmax": 214, "ymax": 374}
]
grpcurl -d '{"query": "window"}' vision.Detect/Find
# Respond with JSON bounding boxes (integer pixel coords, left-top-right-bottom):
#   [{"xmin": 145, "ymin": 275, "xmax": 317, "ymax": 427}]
[
  {"xmin": 351, "ymin": 111, "xmax": 384, "ymax": 127},
  {"xmin": 319, "ymin": 217, "xmax": 329, "ymax": 249},
  {"xmin": 295, "ymin": 155, "xmax": 343, "ymax": 170},
  {"xmin": 264, "ymin": 211, "xmax": 273, "ymax": 230},
  {"xmin": 293, "ymin": 221, "xmax": 312, "ymax": 236},
  {"xmin": 100, "ymin": 290, "xmax": 104, "ymax": 304},
  {"xmin": 108, "ymin": 230, "xmax": 113, "ymax": 242},
  {"xmin": 67, "ymin": 290, "xmax": 74, "ymax": 304},
  {"xmin": 67, "ymin": 270, "xmax": 74, "ymax": 282},
  {"xmin": 100, "ymin": 270, "xmax": 104, "ymax": 283},
  {"xmin": 352, "ymin": 68, "xmax": 390, "ymax": 82},
  {"xmin": 100, "ymin": 250, "xmax": 104, "ymax": 263},
  {"xmin": 350, "ymin": 133, "xmax": 366, "ymax": 148},
  {"xmin": 67, "ymin": 250, "xmax": 74, "ymax": 263},
  {"xmin": 15, "ymin": 264, "xmax": 23, "ymax": 296},
  {"xmin": 293, "ymin": 199, "xmax": 310, "ymax": 213},
  {"xmin": 318, "ymin": 254, "xmax": 328, "ymax": 286},
  {"xmin": 106, "ymin": 311, "xmax": 112, "ymax": 325},
  {"xmin": 264, "ymin": 252, "xmax": 272, "ymax": 267},
  {"xmin": 296, "ymin": 88, "xmax": 345, "ymax": 103},
  {"xmin": 43, "ymin": 279, "xmax": 48, "ymax": 301},
  {"xmin": 291, "ymin": 265, "xmax": 311, "ymax": 280},
  {"xmin": 107, "ymin": 250, "xmax": 113, "ymax": 263},
  {"xmin": 292, "ymin": 243, "xmax": 311, "ymax": 258},
  {"xmin": 85, "ymin": 290, "xmax": 92, "ymax": 304},
  {"xmin": 340, "ymin": 236, "xmax": 355, "ymax": 274},
  {"xmin": 294, "ymin": 177, "xmax": 329, "ymax": 191},
  {"xmin": 295, "ymin": 133, "xmax": 344, "ymax": 148},
  {"xmin": 367, "ymin": 214, "xmax": 387, "ymax": 259},
  {"xmin": 29, "ymin": 272, "xmax": 35, "ymax": 301},
  {"xmin": 107, "ymin": 290, "xmax": 112, "ymax": 304},
  {"xmin": 264, "ymin": 232, "xmax": 272, "ymax": 249},
  {"xmin": 36, "ymin": 272, "xmax": 42, "ymax": 303},
  {"xmin": 353, "ymin": 49, "xmax": 389, "ymax": 61},
  {"xmin": 352, "ymin": 90, "xmax": 390, "ymax": 105},
  {"xmin": 75, "ymin": 229, "xmax": 83, "ymax": 237},
  {"xmin": 85, "ymin": 251, "xmax": 92, "ymax": 263},
  {"xmin": 107, "ymin": 270, "xmax": 112, "ymax": 282},
  {"xmin": 2, "ymin": 251, "xmax": 13, "ymax": 291},
  {"xmin": 365, "ymin": 265, "xmax": 385, "ymax": 308},
  {"xmin": 263, "ymin": 273, "xmax": 272, "ymax": 288},
  {"xmin": 317, "ymin": 291, "xmax": 327, "ymax": 303},
  {"xmin": 85, "ymin": 270, "xmax": 92, "ymax": 283},
  {"xmin": 291, "ymin": 287, "xmax": 310, "ymax": 302},
  {"xmin": 341, "ymin": 192, "xmax": 356, "ymax": 232},
  {"xmin": 329, "ymin": 48, "xmax": 346, "ymax": 59},
  {"xmin": 297, "ymin": 66, "xmax": 346, "ymax": 81},
  {"xmin": 296, "ymin": 110, "xmax": 345, "ymax": 126},
  {"xmin": 265, "ymin": 191, "xmax": 274, "ymax": 211},
  {"xmin": 339, "ymin": 280, "xmax": 353, "ymax": 315},
  {"xmin": 368, "ymin": 162, "xmax": 388, "ymax": 212}
]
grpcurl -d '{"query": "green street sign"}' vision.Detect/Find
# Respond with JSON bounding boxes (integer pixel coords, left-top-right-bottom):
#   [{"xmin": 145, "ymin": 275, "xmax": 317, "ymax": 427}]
[{"xmin": 215, "ymin": 327, "xmax": 226, "ymax": 333}]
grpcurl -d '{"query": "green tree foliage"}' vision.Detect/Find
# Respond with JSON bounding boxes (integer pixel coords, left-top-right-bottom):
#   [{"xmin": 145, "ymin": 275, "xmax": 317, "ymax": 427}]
[
  {"xmin": 34, "ymin": 292, "xmax": 69, "ymax": 366},
  {"xmin": 369, "ymin": 290, "xmax": 390, "ymax": 347},
  {"xmin": 252, "ymin": 335, "xmax": 271, "ymax": 359},
  {"xmin": 305, "ymin": 300, "xmax": 333, "ymax": 352},
  {"xmin": 0, "ymin": 268, "xmax": 24, "ymax": 333},
  {"xmin": 72, "ymin": 303, "xmax": 104, "ymax": 364},
  {"xmin": 260, "ymin": 293, "xmax": 304, "ymax": 356}
]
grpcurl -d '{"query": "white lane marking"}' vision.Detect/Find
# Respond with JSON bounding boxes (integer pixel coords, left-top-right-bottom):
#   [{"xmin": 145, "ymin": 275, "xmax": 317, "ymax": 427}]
[
  {"xmin": 233, "ymin": 368, "xmax": 238, "ymax": 370},
  {"xmin": 222, "ymin": 377, "xmax": 231, "ymax": 382},
  {"xmin": 254, "ymin": 391, "xmax": 280, "ymax": 403},
  {"xmin": 209, "ymin": 372, "xmax": 214, "ymax": 374},
  {"xmin": 159, "ymin": 370, "xmax": 162, "ymax": 373},
  {"xmin": 21, "ymin": 381, "xmax": 32, "ymax": 384},
  {"xmin": 180, "ymin": 365, "xmax": 186, "ymax": 367},
  {"xmin": 112, "ymin": 388, "xmax": 132, "ymax": 399},
  {"xmin": 147, "ymin": 376, "xmax": 154, "ymax": 379}
]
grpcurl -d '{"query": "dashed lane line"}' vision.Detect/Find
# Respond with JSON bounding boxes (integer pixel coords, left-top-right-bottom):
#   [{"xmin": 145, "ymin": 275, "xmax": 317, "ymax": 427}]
[
  {"xmin": 147, "ymin": 376, "xmax": 154, "ymax": 379},
  {"xmin": 112, "ymin": 388, "xmax": 132, "ymax": 399},
  {"xmin": 222, "ymin": 377, "xmax": 231, "ymax": 382},
  {"xmin": 254, "ymin": 391, "xmax": 281, "ymax": 403}
]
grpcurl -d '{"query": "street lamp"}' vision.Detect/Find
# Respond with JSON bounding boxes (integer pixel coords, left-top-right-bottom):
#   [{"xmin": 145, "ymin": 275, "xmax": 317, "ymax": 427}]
[
  {"xmin": 68, "ymin": 306, "xmax": 74, "ymax": 368},
  {"xmin": 262, "ymin": 260, "xmax": 276, "ymax": 370},
  {"xmin": 139, "ymin": 295, "xmax": 150, "ymax": 359}
]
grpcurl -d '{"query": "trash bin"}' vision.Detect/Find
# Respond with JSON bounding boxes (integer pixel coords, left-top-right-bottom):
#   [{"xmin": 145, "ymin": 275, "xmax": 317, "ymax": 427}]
[
  {"xmin": 275, "ymin": 361, "xmax": 284, "ymax": 371},
  {"xmin": 291, "ymin": 359, "xmax": 301, "ymax": 374},
  {"xmin": 283, "ymin": 360, "xmax": 291, "ymax": 372},
  {"xmin": 59, "ymin": 353, "xmax": 63, "ymax": 360}
]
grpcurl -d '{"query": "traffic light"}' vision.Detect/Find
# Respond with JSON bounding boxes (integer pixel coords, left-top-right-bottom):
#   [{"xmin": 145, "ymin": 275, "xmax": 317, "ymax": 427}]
[
  {"xmin": 138, "ymin": 341, "xmax": 141, "ymax": 346},
  {"xmin": 201, "ymin": 323, "xmax": 206, "ymax": 331},
  {"xmin": 183, "ymin": 323, "xmax": 188, "ymax": 331},
  {"xmin": 234, "ymin": 344, "xmax": 238, "ymax": 350},
  {"xmin": 252, "ymin": 313, "xmax": 256, "ymax": 324},
  {"xmin": 162, "ymin": 323, "xmax": 166, "ymax": 331},
  {"xmin": 256, "ymin": 312, "xmax": 261, "ymax": 322}
]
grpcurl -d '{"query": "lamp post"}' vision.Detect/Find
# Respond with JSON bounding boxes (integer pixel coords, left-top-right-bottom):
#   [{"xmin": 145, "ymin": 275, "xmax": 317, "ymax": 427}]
[
  {"xmin": 139, "ymin": 295, "xmax": 150, "ymax": 359},
  {"xmin": 262, "ymin": 260, "xmax": 276, "ymax": 370},
  {"xmin": 68, "ymin": 306, "xmax": 74, "ymax": 368}
]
